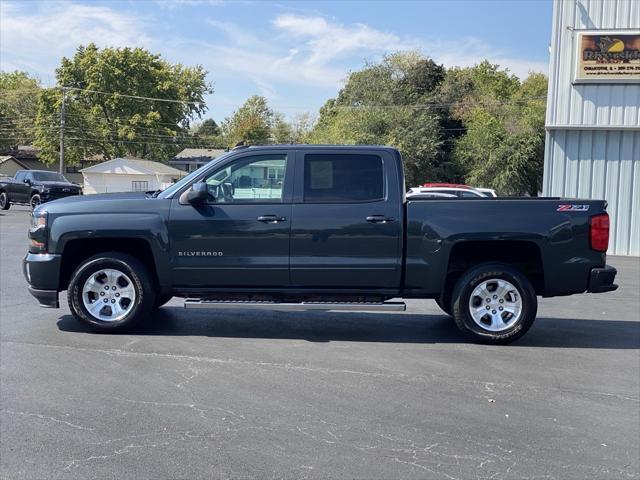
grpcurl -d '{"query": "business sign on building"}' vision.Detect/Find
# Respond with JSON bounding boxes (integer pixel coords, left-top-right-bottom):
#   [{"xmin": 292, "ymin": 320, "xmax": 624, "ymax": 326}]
[{"xmin": 574, "ymin": 31, "xmax": 640, "ymax": 83}]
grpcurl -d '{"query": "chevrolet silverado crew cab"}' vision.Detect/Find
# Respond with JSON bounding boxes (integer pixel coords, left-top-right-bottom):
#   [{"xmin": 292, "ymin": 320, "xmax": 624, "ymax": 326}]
[
  {"xmin": 0, "ymin": 170, "xmax": 82, "ymax": 209},
  {"xmin": 23, "ymin": 145, "xmax": 618, "ymax": 344}
]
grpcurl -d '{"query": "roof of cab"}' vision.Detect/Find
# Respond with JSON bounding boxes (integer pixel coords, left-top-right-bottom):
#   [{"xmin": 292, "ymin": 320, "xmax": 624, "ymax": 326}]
[{"xmin": 234, "ymin": 144, "xmax": 399, "ymax": 152}]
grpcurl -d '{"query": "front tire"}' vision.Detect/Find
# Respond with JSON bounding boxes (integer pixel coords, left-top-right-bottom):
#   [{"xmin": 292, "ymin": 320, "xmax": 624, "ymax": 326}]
[
  {"xmin": 30, "ymin": 194, "xmax": 41, "ymax": 209},
  {"xmin": 451, "ymin": 263, "xmax": 537, "ymax": 344},
  {"xmin": 0, "ymin": 191, "xmax": 10, "ymax": 210},
  {"xmin": 67, "ymin": 252, "xmax": 156, "ymax": 332}
]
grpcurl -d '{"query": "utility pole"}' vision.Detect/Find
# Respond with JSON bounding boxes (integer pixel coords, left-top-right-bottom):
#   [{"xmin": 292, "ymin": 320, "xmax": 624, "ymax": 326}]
[{"xmin": 59, "ymin": 88, "xmax": 66, "ymax": 174}]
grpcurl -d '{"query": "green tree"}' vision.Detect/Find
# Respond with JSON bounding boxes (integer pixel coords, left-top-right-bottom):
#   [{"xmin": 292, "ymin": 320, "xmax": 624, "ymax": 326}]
[
  {"xmin": 196, "ymin": 118, "xmax": 220, "ymax": 137},
  {"xmin": 34, "ymin": 43, "xmax": 211, "ymax": 165},
  {"xmin": 220, "ymin": 95, "xmax": 275, "ymax": 147},
  {"xmin": 270, "ymin": 112, "xmax": 314, "ymax": 144},
  {"xmin": 272, "ymin": 113, "xmax": 293, "ymax": 144},
  {"xmin": 309, "ymin": 52, "xmax": 446, "ymax": 186},
  {"xmin": 191, "ymin": 118, "xmax": 224, "ymax": 147},
  {"xmin": 449, "ymin": 66, "xmax": 547, "ymax": 196},
  {"xmin": 0, "ymin": 71, "xmax": 41, "ymax": 150}
]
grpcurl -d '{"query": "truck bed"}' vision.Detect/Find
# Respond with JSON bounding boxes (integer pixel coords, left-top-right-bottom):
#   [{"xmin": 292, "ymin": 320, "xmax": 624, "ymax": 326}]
[{"xmin": 403, "ymin": 197, "xmax": 607, "ymax": 297}]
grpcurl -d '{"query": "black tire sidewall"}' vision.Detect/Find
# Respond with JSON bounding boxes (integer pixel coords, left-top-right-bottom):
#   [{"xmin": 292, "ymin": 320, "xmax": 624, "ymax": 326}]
[
  {"xmin": 0, "ymin": 192, "xmax": 9, "ymax": 210},
  {"xmin": 30, "ymin": 194, "xmax": 41, "ymax": 209},
  {"xmin": 452, "ymin": 263, "xmax": 537, "ymax": 344},
  {"xmin": 68, "ymin": 254, "xmax": 155, "ymax": 332}
]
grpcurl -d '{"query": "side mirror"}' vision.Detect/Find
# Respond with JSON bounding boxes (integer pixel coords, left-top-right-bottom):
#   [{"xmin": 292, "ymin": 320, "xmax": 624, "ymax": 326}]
[
  {"xmin": 179, "ymin": 181, "xmax": 209, "ymax": 205},
  {"xmin": 24, "ymin": 178, "xmax": 31, "ymax": 185}
]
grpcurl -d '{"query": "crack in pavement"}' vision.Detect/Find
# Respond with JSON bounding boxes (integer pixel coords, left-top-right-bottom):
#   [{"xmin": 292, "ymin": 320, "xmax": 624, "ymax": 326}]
[
  {"xmin": 3, "ymin": 340, "xmax": 639, "ymax": 403},
  {"xmin": 1, "ymin": 409, "xmax": 95, "ymax": 431}
]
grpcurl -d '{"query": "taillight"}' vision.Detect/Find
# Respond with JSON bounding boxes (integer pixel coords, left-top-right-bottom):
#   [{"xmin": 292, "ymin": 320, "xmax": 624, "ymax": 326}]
[{"xmin": 590, "ymin": 213, "xmax": 609, "ymax": 252}]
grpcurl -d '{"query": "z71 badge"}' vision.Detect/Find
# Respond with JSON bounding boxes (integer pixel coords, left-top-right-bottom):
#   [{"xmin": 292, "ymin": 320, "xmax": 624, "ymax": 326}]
[{"xmin": 557, "ymin": 204, "xmax": 590, "ymax": 212}]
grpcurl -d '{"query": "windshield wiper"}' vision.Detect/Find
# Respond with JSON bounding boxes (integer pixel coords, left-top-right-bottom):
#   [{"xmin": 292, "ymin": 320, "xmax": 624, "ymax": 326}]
[{"xmin": 146, "ymin": 189, "xmax": 163, "ymax": 198}]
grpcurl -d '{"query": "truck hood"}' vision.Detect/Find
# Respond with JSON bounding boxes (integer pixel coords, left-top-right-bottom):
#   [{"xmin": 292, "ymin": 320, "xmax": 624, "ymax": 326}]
[{"xmin": 38, "ymin": 191, "xmax": 155, "ymax": 214}]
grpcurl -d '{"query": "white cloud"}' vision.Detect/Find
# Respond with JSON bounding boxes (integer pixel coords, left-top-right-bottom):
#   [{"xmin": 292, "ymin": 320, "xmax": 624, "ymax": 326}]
[
  {"xmin": 427, "ymin": 37, "xmax": 548, "ymax": 78},
  {"xmin": 0, "ymin": 2, "xmax": 547, "ymax": 117},
  {"xmin": 155, "ymin": 0, "xmax": 226, "ymax": 10},
  {"xmin": 206, "ymin": 19, "xmax": 259, "ymax": 47},
  {"xmin": 182, "ymin": 14, "xmax": 420, "ymax": 93},
  {"xmin": 272, "ymin": 14, "xmax": 416, "ymax": 66},
  {"xmin": 0, "ymin": 2, "xmax": 151, "ymax": 81},
  {"xmin": 194, "ymin": 14, "xmax": 545, "ymax": 101}
]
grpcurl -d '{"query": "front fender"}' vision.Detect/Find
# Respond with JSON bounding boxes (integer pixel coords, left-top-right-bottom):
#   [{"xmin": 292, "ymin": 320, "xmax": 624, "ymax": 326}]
[{"xmin": 49, "ymin": 213, "xmax": 171, "ymax": 286}]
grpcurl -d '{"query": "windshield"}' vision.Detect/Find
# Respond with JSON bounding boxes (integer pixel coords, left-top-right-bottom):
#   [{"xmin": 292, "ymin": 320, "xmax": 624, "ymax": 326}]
[
  {"xmin": 157, "ymin": 151, "xmax": 234, "ymax": 199},
  {"xmin": 32, "ymin": 171, "xmax": 69, "ymax": 182}
]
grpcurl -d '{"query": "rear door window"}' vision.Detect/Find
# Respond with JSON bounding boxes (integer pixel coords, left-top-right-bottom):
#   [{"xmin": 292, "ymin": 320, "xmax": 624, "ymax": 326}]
[{"xmin": 303, "ymin": 154, "xmax": 384, "ymax": 202}]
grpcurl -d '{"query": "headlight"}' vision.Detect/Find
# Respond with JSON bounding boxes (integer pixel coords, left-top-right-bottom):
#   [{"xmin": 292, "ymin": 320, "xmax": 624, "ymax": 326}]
[
  {"xmin": 29, "ymin": 210, "xmax": 48, "ymax": 252},
  {"xmin": 38, "ymin": 185, "xmax": 50, "ymax": 194},
  {"xmin": 30, "ymin": 210, "xmax": 47, "ymax": 230}
]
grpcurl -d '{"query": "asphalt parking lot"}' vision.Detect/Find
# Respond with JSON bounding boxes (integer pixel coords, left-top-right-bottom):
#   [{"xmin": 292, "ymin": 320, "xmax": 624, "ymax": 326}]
[{"xmin": 1, "ymin": 205, "xmax": 639, "ymax": 480}]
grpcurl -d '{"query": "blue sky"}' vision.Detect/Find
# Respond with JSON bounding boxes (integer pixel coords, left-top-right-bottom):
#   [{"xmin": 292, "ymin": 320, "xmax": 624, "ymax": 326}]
[{"xmin": 0, "ymin": 0, "xmax": 552, "ymax": 123}]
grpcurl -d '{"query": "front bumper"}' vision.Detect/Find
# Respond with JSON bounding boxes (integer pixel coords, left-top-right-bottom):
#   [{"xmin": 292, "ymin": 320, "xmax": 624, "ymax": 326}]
[
  {"xmin": 587, "ymin": 265, "xmax": 618, "ymax": 293},
  {"xmin": 41, "ymin": 191, "xmax": 81, "ymax": 203},
  {"xmin": 27, "ymin": 287, "xmax": 59, "ymax": 308},
  {"xmin": 23, "ymin": 253, "xmax": 62, "ymax": 308}
]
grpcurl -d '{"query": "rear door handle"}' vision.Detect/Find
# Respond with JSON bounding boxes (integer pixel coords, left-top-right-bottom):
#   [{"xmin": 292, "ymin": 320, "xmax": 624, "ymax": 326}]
[
  {"xmin": 366, "ymin": 215, "xmax": 395, "ymax": 223},
  {"xmin": 257, "ymin": 215, "xmax": 287, "ymax": 223}
]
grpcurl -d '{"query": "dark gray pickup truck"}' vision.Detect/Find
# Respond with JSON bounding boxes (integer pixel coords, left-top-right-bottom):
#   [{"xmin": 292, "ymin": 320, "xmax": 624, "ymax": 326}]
[
  {"xmin": 23, "ymin": 145, "xmax": 617, "ymax": 343},
  {"xmin": 0, "ymin": 170, "xmax": 81, "ymax": 209}
]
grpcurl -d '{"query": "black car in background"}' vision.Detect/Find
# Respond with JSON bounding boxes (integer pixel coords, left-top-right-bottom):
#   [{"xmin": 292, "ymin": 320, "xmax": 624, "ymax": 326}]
[{"xmin": 0, "ymin": 170, "xmax": 82, "ymax": 209}]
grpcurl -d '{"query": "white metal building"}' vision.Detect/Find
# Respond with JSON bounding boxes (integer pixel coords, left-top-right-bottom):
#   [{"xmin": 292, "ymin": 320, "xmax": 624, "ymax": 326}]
[
  {"xmin": 544, "ymin": 0, "xmax": 639, "ymax": 256},
  {"xmin": 81, "ymin": 158, "xmax": 186, "ymax": 194}
]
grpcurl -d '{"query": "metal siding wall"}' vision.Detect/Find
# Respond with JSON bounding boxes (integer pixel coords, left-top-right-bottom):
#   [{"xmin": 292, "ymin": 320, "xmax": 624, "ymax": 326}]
[
  {"xmin": 544, "ymin": 0, "xmax": 640, "ymax": 256},
  {"xmin": 547, "ymin": 0, "xmax": 640, "ymax": 128},
  {"xmin": 545, "ymin": 130, "xmax": 639, "ymax": 256}
]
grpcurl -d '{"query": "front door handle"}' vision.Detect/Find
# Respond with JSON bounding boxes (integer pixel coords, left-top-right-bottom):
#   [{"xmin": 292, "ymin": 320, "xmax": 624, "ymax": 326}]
[
  {"xmin": 366, "ymin": 215, "xmax": 395, "ymax": 223},
  {"xmin": 257, "ymin": 215, "xmax": 287, "ymax": 223}
]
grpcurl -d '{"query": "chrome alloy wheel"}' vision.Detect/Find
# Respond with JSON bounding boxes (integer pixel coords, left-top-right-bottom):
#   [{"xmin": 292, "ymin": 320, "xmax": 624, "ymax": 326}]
[
  {"xmin": 82, "ymin": 268, "xmax": 136, "ymax": 322},
  {"xmin": 468, "ymin": 279, "xmax": 522, "ymax": 332},
  {"xmin": 30, "ymin": 195, "xmax": 40, "ymax": 209}
]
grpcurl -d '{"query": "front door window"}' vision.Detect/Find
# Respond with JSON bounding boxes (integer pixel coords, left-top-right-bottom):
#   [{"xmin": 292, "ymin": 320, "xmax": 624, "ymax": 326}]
[{"xmin": 204, "ymin": 154, "xmax": 287, "ymax": 203}]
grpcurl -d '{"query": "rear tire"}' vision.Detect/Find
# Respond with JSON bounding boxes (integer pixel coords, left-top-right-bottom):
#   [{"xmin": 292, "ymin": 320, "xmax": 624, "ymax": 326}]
[
  {"xmin": 0, "ymin": 192, "xmax": 10, "ymax": 210},
  {"xmin": 67, "ymin": 252, "xmax": 156, "ymax": 332},
  {"xmin": 451, "ymin": 262, "xmax": 537, "ymax": 344}
]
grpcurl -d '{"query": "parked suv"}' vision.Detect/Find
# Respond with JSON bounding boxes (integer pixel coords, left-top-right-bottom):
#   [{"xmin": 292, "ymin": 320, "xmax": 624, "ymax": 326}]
[{"xmin": 0, "ymin": 170, "xmax": 81, "ymax": 209}]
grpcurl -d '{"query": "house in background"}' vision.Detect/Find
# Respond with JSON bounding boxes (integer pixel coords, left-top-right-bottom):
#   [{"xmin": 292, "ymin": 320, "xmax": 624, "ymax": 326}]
[
  {"xmin": 81, "ymin": 157, "xmax": 186, "ymax": 194},
  {"xmin": 0, "ymin": 146, "xmax": 103, "ymax": 183},
  {"xmin": 63, "ymin": 153, "xmax": 108, "ymax": 182},
  {"xmin": 0, "ymin": 155, "xmax": 29, "ymax": 177},
  {"xmin": 170, "ymin": 148, "xmax": 226, "ymax": 172}
]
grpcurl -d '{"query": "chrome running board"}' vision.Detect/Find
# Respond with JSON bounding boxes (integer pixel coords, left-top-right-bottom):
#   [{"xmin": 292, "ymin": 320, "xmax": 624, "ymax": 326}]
[{"xmin": 184, "ymin": 299, "xmax": 406, "ymax": 312}]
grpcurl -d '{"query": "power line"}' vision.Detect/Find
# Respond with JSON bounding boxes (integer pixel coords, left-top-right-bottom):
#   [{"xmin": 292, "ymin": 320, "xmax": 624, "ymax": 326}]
[
  {"xmin": 0, "ymin": 84, "xmax": 547, "ymax": 111},
  {"xmin": 63, "ymin": 136, "xmax": 221, "ymax": 148},
  {"xmin": 0, "ymin": 85, "xmax": 207, "ymax": 106},
  {"xmin": 61, "ymin": 86, "xmax": 207, "ymax": 106}
]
